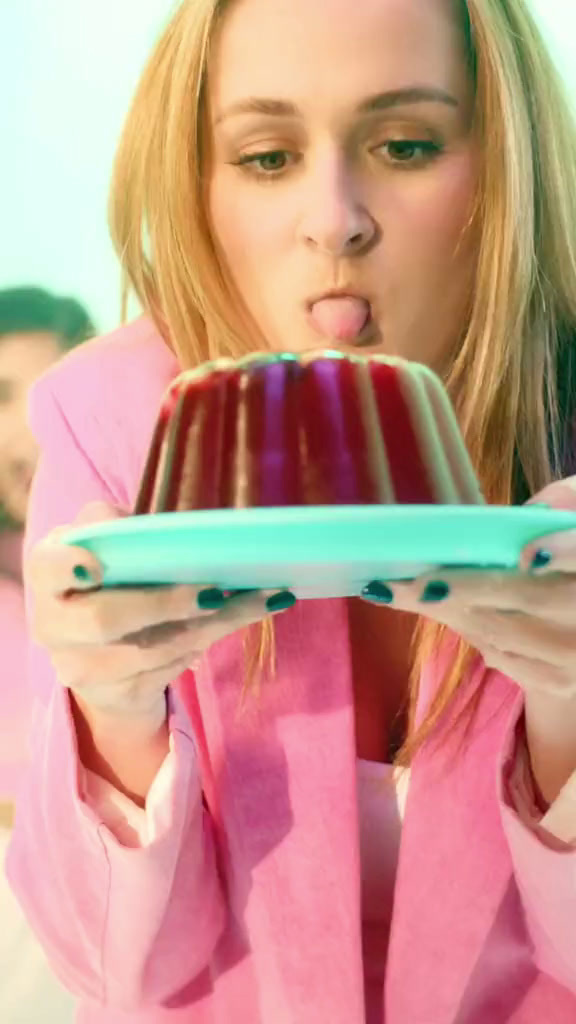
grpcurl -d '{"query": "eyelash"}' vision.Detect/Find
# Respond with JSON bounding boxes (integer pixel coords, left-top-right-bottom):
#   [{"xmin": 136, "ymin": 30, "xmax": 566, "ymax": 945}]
[{"xmin": 231, "ymin": 140, "xmax": 444, "ymax": 178}]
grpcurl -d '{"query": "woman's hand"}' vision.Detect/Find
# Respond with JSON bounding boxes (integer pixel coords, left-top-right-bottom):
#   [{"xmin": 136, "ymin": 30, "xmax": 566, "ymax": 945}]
[
  {"xmin": 360, "ymin": 476, "xmax": 576, "ymax": 804},
  {"xmin": 360, "ymin": 477, "xmax": 576, "ymax": 700},
  {"xmin": 26, "ymin": 501, "xmax": 295, "ymax": 723}
]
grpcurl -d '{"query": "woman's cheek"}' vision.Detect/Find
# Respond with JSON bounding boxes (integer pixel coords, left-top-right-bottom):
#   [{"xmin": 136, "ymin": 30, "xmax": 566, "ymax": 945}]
[{"xmin": 429, "ymin": 156, "xmax": 478, "ymax": 248}]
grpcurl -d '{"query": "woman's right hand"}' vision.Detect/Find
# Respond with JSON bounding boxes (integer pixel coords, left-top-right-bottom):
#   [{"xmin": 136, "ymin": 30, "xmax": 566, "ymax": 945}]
[{"xmin": 26, "ymin": 501, "xmax": 293, "ymax": 723}]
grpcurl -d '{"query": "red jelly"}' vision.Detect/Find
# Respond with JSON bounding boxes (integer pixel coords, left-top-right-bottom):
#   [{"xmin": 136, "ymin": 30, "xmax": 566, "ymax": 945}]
[{"xmin": 134, "ymin": 351, "xmax": 483, "ymax": 513}]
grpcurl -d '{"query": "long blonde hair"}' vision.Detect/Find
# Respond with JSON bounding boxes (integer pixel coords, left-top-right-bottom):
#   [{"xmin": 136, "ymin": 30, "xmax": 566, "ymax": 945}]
[{"xmin": 108, "ymin": 0, "xmax": 576, "ymax": 766}]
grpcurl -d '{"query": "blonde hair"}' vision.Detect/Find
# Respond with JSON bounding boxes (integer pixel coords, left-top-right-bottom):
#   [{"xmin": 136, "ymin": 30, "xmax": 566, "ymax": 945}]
[{"xmin": 108, "ymin": 0, "xmax": 576, "ymax": 766}]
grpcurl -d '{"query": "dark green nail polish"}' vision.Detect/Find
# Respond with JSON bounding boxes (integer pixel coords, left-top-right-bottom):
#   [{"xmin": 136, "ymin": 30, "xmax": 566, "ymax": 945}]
[
  {"xmin": 362, "ymin": 581, "xmax": 394, "ymax": 604},
  {"xmin": 531, "ymin": 550, "xmax": 552, "ymax": 571},
  {"xmin": 266, "ymin": 591, "xmax": 297, "ymax": 612},
  {"xmin": 198, "ymin": 587, "xmax": 225, "ymax": 610},
  {"xmin": 421, "ymin": 581, "xmax": 451, "ymax": 603},
  {"xmin": 73, "ymin": 565, "xmax": 95, "ymax": 585}
]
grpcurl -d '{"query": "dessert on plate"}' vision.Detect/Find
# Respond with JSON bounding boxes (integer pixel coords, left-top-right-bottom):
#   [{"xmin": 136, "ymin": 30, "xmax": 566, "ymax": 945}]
[{"xmin": 135, "ymin": 350, "xmax": 483, "ymax": 514}]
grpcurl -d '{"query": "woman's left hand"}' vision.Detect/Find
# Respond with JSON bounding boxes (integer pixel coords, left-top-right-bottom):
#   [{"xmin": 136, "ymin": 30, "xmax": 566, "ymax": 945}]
[{"xmin": 360, "ymin": 477, "xmax": 576, "ymax": 700}]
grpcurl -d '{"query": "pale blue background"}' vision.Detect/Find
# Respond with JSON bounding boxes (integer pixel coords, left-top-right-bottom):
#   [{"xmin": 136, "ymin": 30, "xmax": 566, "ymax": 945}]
[{"xmin": 1, "ymin": 1, "xmax": 573, "ymax": 335}]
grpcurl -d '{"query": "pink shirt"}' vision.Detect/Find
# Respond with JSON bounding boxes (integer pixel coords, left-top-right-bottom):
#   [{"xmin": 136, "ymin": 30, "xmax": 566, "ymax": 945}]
[{"xmin": 6, "ymin": 317, "xmax": 576, "ymax": 1023}]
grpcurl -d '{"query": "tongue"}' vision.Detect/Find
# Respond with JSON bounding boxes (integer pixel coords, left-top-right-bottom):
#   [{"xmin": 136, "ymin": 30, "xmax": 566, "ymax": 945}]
[{"xmin": 310, "ymin": 297, "xmax": 371, "ymax": 341}]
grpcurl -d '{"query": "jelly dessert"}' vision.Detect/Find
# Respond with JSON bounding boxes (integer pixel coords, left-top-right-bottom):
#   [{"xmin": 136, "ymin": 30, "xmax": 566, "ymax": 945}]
[{"xmin": 134, "ymin": 351, "xmax": 483, "ymax": 513}]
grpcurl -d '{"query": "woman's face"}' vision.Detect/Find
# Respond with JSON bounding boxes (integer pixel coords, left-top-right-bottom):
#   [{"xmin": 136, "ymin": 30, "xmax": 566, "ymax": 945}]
[
  {"xmin": 0, "ymin": 332, "xmax": 63, "ymax": 525},
  {"xmin": 207, "ymin": 0, "xmax": 477, "ymax": 369}
]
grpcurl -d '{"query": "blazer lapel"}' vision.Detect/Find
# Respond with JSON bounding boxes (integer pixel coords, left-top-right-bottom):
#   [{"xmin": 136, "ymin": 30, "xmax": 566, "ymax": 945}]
[
  {"xmin": 385, "ymin": 662, "xmax": 522, "ymax": 1023},
  {"xmin": 181, "ymin": 597, "xmax": 367, "ymax": 1023}
]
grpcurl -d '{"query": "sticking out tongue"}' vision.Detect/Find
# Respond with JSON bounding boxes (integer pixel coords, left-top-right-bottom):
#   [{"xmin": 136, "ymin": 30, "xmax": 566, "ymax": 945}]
[{"xmin": 309, "ymin": 296, "xmax": 371, "ymax": 341}]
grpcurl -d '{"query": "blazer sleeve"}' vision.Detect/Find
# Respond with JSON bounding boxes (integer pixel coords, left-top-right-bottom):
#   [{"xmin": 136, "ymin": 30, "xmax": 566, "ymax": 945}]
[
  {"xmin": 499, "ymin": 706, "xmax": 576, "ymax": 996},
  {"xmin": 5, "ymin": 376, "xmax": 226, "ymax": 1011}
]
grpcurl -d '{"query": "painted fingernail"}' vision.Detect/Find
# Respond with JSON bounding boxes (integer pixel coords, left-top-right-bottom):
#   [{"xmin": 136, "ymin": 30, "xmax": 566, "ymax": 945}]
[
  {"xmin": 73, "ymin": 565, "xmax": 96, "ymax": 585},
  {"xmin": 420, "ymin": 581, "xmax": 451, "ymax": 603},
  {"xmin": 197, "ymin": 587, "xmax": 226, "ymax": 610},
  {"xmin": 531, "ymin": 550, "xmax": 552, "ymax": 571},
  {"xmin": 266, "ymin": 591, "xmax": 297, "ymax": 612},
  {"xmin": 362, "ymin": 581, "xmax": 394, "ymax": 604}
]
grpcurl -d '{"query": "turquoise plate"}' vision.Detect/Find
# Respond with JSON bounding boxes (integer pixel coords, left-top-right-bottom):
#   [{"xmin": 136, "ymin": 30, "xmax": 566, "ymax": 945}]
[{"xmin": 60, "ymin": 505, "xmax": 575, "ymax": 599}]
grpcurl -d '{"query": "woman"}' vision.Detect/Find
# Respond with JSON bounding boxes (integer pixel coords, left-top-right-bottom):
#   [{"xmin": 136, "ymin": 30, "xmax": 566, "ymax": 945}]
[
  {"xmin": 0, "ymin": 286, "xmax": 93, "ymax": 1023},
  {"xmin": 6, "ymin": 1, "xmax": 576, "ymax": 1021}
]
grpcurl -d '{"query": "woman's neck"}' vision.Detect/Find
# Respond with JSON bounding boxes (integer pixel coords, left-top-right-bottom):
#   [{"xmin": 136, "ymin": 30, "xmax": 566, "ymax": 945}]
[{"xmin": 347, "ymin": 598, "xmax": 417, "ymax": 763}]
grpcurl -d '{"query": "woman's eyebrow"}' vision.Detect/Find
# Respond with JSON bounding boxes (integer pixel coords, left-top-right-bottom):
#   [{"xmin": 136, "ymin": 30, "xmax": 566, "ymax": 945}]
[{"xmin": 213, "ymin": 86, "xmax": 459, "ymax": 125}]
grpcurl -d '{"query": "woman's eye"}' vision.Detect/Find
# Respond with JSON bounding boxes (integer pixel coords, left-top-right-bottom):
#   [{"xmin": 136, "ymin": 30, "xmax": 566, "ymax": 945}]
[
  {"xmin": 378, "ymin": 140, "xmax": 442, "ymax": 166},
  {"xmin": 232, "ymin": 140, "xmax": 442, "ymax": 178},
  {"xmin": 234, "ymin": 150, "xmax": 294, "ymax": 176}
]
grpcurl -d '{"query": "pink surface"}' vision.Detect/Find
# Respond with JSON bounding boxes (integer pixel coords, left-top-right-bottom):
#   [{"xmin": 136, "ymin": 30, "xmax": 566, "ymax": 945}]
[{"xmin": 6, "ymin": 316, "xmax": 576, "ymax": 1022}]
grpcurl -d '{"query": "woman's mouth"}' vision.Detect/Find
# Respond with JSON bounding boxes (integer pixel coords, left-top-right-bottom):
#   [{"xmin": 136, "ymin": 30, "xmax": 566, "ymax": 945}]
[{"xmin": 306, "ymin": 293, "xmax": 380, "ymax": 347}]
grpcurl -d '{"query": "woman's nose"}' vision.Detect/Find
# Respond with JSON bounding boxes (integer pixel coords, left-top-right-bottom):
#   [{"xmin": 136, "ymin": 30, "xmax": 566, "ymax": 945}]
[{"xmin": 298, "ymin": 163, "xmax": 377, "ymax": 257}]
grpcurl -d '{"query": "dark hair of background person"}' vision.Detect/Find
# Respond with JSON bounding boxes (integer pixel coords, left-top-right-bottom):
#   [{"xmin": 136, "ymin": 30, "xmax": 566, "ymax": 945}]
[{"xmin": 0, "ymin": 286, "xmax": 96, "ymax": 347}]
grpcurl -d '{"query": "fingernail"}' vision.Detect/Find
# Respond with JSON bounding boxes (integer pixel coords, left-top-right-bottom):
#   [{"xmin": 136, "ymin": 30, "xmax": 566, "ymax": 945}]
[
  {"xmin": 197, "ymin": 587, "xmax": 225, "ymax": 610},
  {"xmin": 531, "ymin": 550, "xmax": 553, "ymax": 571},
  {"xmin": 73, "ymin": 565, "xmax": 96, "ymax": 586},
  {"xmin": 266, "ymin": 591, "xmax": 297, "ymax": 612},
  {"xmin": 362, "ymin": 581, "xmax": 394, "ymax": 604},
  {"xmin": 420, "ymin": 581, "xmax": 451, "ymax": 603}
]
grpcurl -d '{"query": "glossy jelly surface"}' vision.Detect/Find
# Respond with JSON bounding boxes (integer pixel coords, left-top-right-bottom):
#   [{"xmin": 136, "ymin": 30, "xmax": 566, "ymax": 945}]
[{"xmin": 134, "ymin": 351, "xmax": 483, "ymax": 514}]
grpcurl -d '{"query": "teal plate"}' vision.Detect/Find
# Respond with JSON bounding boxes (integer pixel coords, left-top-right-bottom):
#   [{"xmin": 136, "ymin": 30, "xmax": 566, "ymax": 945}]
[{"xmin": 60, "ymin": 505, "xmax": 576, "ymax": 599}]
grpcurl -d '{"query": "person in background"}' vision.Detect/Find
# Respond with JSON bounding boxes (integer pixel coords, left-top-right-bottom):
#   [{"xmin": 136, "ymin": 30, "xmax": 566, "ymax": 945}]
[
  {"xmin": 0, "ymin": 286, "xmax": 94, "ymax": 1024},
  {"xmin": 0, "ymin": 286, "xmax": 95, "ymax": 817}
]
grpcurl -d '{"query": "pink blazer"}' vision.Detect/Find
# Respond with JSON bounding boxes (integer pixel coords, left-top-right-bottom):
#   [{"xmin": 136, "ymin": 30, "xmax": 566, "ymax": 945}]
[
  {"xmin": 0, "ymin": 531, "xmax": 28, "ymax": 803},
  {"xmin": 6, "ymin": 317, "xmax": 576, "ymax": 1023}
]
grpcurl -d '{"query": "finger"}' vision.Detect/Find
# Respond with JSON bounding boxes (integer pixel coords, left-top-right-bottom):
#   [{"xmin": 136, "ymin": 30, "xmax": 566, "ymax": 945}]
[
  {"xmin": 526, "ymin": 478, "xmax": 576, "ymax": 512},
  {"xmin": 117, "ymin": 588, "xmax": 283, "ymax": 648},
  {"xmin": 73, "ymin": 501, "xmax": 128, "ymax": 525},
  {"xmin": 370, "ymin": 571, "xmax": 576, "ymax": 623},
  {"xmin": 52, "ymin": 629, "xmax": 201, "ymax": 689},
  {"xmin": 26, "ymin": 503, "xmax": 128, "ymax": 598},
  {"xmin": 520, "ymin": 529, "xmax": 576, "ymax": 575},
  {"xmin": 35, "ymin": 583, "xmax": 225, "ymax": 647},
  {"xmin": 469, "ymin": 643, "xmax": 574, "ymax": 700},
  {"xmin": 26, "ymin": 536, "xmax": 105, "ymax": 598},
  {"xmin": 458, "ymin": 609, "xmax": 576, "ymax": 669},
  {"xmin": 520, "ymin": 479, "xmax": 576, "ymax": 572},
  {"xmin": 121, "ymin": 618, "xmax": 202, "ymax": 649},
  {"xmin": 51, "ymin": 590, "xmax": 289, "ymax": 688},
  {"xmin": 182, "ymin": 589, "xmax": 293, "ymax": 649}
]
